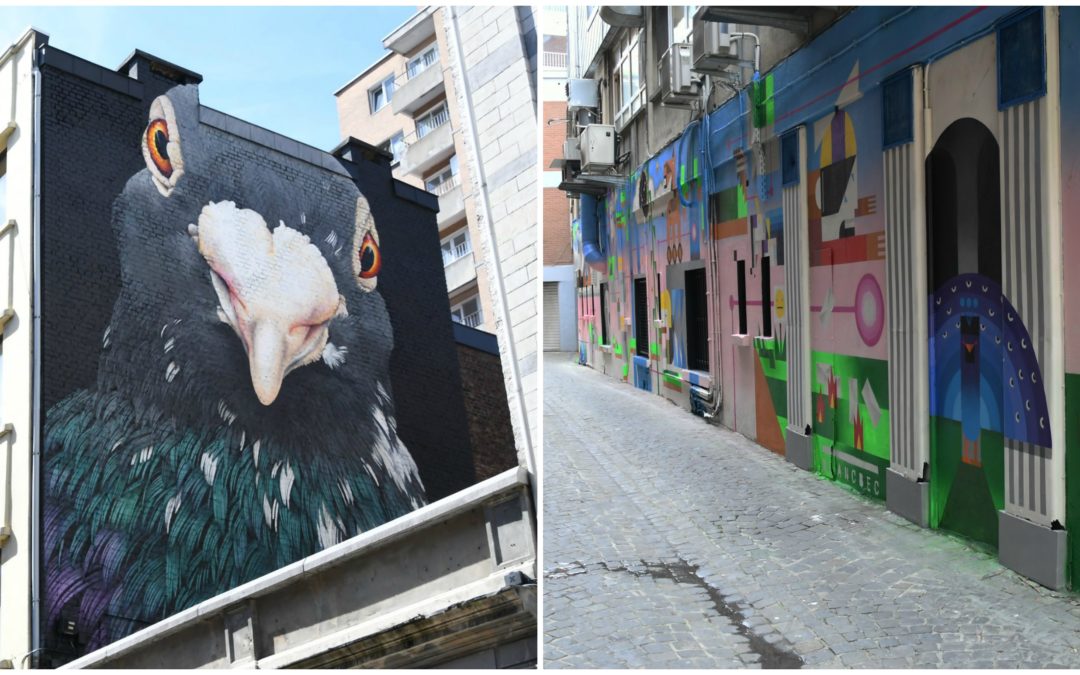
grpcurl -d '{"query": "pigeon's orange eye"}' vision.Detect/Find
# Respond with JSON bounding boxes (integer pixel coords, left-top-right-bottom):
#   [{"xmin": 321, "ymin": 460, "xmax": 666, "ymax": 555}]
[
  {"xmin": 146, "ymin": 119, "xmax": 172, "ymax": 177},
  {"xmin": 358, "ymin": 233, "xmax": 381, "ymax": 279}
]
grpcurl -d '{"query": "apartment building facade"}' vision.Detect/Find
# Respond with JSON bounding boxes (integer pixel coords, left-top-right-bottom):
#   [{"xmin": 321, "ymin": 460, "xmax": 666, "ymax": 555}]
[
  {"xmin": 337, "ymin": 5, "xmax": 538, "ymax": 476},
  {"xmin": 559, "ymin": 6, "xmax": 1080, "ymax": 591},
  {"xmin": 542, "ymin": 6, "xmax": 577, "ymax": 353}
]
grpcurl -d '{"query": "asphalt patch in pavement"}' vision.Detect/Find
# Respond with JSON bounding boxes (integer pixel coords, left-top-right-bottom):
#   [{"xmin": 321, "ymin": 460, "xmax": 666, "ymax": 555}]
[{"xmin": 601, "ymin": 558, "xmax": 804, "ymax": 669}]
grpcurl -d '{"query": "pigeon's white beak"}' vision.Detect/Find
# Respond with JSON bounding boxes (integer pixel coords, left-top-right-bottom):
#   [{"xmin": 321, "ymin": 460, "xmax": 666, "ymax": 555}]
[{"xmin": 192, "ymin": 201, "xmax": 346, "ymax": 406}]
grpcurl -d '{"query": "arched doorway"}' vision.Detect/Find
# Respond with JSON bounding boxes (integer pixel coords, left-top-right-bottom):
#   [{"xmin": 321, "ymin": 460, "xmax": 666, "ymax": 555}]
[{"xmin": 926, "ymin": 118, "xmax": 1005, "ymax": 547}]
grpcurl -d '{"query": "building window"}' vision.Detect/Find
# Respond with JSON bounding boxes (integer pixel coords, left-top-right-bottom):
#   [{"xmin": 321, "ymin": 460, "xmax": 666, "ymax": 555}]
[
  {"xmin": 612, "ymin": 29, "xmax": 645, "ymax": 130},
  {"xmin": 997, "ymin": 7, "xmax": 1045, "ymax": 109},
  {"xmin": 882, "ymin": 69, "xmax": 914, "ymax": 149},
  {"xmin": 416, "ymin": 103, "xmax": 449, "ymax": 139},
  {"xmin": 451, "ymin": 295, "xmax": 482, "ymax": 328},
  {"xmin": 0, "ymin": 151, "xmax": 6, "ymax": 226},
  {"xmin": 441, "ymin": 230, "xmax": 471, "ymax": 266},
  {"xmin": 599, "ymin": 282, "xmax": 609, "ymax": 345},
  {"xmin": 670, "ymin": 6, "xmax": 696, "ymax": 45},
  {"xmin": 380, "ymin": 131, "xmax": 405, "ymax": 165},
  {"xmin": 369, "ymin": 76, "xmax": 395, "ymax": 113},
  {"xmin": 685, "ymin": 267, "xmax": 709, "ymax": 372},
  {"xmin": 634, "ymin": 277, "xmax": 648, "ymax": 357},
  {"xmin": 425, "ymin": 156, "xmax": 459, "ymax": 195},
  {"xmin": 760, "ymin": 256, "xmax": 772, "ymax": 338},
  {"xmin": 407, "ymin": 45, "xmax": 439, "ymax": 79},
  {"xmin": 736, "ymin": 259, "xmax": 747, "ymax": 335}
]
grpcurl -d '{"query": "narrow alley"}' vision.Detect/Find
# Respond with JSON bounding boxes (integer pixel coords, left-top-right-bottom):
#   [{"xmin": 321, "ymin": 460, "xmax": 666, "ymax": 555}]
[{"xmin": 543, "ymin": 354, "xmax": 1080, "ymax": 669}]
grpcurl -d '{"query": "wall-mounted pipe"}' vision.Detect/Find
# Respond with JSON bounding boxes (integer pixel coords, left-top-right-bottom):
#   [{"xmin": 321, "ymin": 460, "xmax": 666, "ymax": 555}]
[{"xmin": 578, "ymin": 193, "xmax": 607, "ymax": 273}]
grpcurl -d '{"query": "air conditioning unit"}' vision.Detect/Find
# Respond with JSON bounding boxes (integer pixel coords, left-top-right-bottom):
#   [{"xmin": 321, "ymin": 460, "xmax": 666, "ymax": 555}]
[
  {"xmin": 692, "ymin": 21, "xmax": 741, "ymax": 74},
  {"xmin": 659, "ymin": 44, "xmax": 697, "ymax": 106},
  {"xmin": 579, "ymin": 124, "xmax": 616, "ymax": 173},
  {"xmin": 563, "ymin": 137, "xmax": 581, "ymax": 162},
  {"xmin": 567, "ymin": 79, "xmax": 600, "ymax": 111}
]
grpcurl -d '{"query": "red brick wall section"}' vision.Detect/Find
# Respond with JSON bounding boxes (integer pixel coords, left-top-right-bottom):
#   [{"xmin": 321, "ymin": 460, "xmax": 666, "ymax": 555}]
[
  {"xmin": 542, "ymin": 100, "xmax": 567, "ymax": 165},
  {"xmin": 544, "ymin": 188, "xmax": 572, "ymax": 266},
  {"xmin": 543, "ymin": 100, "xmax": 572, "ymax": 266}
]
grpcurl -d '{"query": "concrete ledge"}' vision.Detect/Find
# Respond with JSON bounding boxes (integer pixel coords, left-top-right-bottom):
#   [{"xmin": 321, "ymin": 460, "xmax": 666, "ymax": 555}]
[
  {"xmin": 785, "ymin": 427, "xmax": 813, "ymax": 471},
  {"xmin": 885, "ymin": 468, "xmax": 928, "ymax": 528},
  {"xmin": 998, "ymin": 510, "xmax": 1067, "ymax": 590},
  {"xmin": 62, "ymin": 467, "xmax": 533, "ymax": 669}
]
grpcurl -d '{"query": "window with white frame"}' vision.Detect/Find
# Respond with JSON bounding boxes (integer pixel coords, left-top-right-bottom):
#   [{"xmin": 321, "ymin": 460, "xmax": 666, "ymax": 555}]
[
  {"xmin": 450, "ymin": 295, "xmax": 482, "ymax": 328},
  {"xmin": 380, "ymin": 131, "xmax": 405, "ymax": 165},
  {"xmin": 425, "ymin": 155, "xmax": 459, "ymax": 195},
  {"xmin": 369, "ymin": 75, "xmax": 395, "ymax": 113},
  {"xmin": 415, "ymin": 103, "xmax": 449, "ymax": 139},
  {"xmin": 441, "ymin": 229, "xmax": 471, "ymax": 266},
  {"xmin": 407, "ymin": 45, "xmax": 439, "ymax": 79},
  {"xmin": 670, "ymin": 6, "xmax": 696, "ymax": 45},
  {"xmin": 612, "ymin": 29, "xmax": 645, "ymax": 130},
  {"xmin": 0, "ymin": 151, "xmax": 6, "ymax": 226}
]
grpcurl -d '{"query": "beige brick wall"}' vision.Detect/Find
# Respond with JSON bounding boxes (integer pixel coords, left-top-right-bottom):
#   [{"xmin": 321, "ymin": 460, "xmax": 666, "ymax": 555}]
[{"xmin": 441, "ymin": 5, "xmax": 538, "ymax": 464}]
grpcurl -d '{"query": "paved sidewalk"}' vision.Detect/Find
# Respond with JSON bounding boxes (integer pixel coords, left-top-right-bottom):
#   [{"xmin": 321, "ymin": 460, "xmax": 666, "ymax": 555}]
[{"xmin": 542, "ymin": 353, "xmax": 1080, "ymax": 669}]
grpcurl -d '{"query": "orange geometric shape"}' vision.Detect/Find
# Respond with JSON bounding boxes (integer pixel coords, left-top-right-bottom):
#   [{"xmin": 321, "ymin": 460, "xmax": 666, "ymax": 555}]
[{"xmin": 754, "ymin": 357, "xmax": 786, "ymax": 456}]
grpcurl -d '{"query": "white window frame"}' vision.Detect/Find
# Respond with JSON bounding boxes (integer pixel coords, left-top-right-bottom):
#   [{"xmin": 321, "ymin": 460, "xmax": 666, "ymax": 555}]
[
  {"xmin": 669, "ymin": 6, "xmax": 696, "ymax": 46},
  {"xmin": 407, "ymin": 45, "xmax": 439, "ymax": 79},
  {"xmin": 368, "ymin": 75, "xmax": 395, "ymax": 113},
  {"xmin": 612, "ymin": 29, "xmax": 646, "ymax": 130},
  {"xmin": 0, "ymin": 150, "xmax": 6, "ymax": 227},
  {"xmin": 450, "ymin": 295, "xmax": 482, "ymax": 328},
  {"xmin": 415, "ymin": 103, "xmax": 449, "ymax": 139},
  {"xmin": 426, "ymin": 160, "xmax": 459, "ymax": 195},
  {"xmin": 380, "ymin": 131, "xmax": 405, "ymax": 166},
  {"xmin": 441, "ymin": 229, "xmax": 471, "ymax": 266}
]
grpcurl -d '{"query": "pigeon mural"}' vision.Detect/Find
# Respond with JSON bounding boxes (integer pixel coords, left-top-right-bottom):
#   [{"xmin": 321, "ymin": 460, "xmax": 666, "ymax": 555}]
[{"xmin": 42, "ymin": 85, "xmax": 426, "ymax": 652}]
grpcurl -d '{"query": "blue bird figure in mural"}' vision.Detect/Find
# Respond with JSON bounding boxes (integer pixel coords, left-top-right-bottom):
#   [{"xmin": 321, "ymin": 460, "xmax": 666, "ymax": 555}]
[
  {"xmin": 930, "ymin": 273, "xmax": 1051, "ymax": 455},
  {"xmin": 42, "ymin": 85, "xmax": 426, "ymax": 657}
]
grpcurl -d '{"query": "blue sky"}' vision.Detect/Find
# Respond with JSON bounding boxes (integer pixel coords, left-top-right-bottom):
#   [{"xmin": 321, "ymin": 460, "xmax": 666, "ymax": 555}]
[{"xmin": 0, "ymin": 5, "xmax": 416, "ymax": 150}]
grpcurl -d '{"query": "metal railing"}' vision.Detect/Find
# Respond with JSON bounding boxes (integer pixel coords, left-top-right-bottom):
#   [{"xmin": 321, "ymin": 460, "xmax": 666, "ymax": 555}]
[
  {"xmin": 386, "ymin": 53, "xmax": 441, "ymax": 93},
  {"xmin": 543, "ymin": 51, "xmax": 568, "ymax": 69},
  {"xmin": 453, "ymin": 311, "xmax": 483, "ymax": 328},
  {"xmin": 442, "ymin": 240, "xmax": 471, "ymax": 266},
  {"xmin": 405, "ymin": 106, "xmax": 451, "ymax": 146},
  {"xmin": 429, "ymin": 173, "xmax": 460, "ymax": 196}
]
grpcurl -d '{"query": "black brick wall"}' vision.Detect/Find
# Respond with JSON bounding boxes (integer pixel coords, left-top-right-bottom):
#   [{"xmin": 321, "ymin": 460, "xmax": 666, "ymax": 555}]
[
  {"xmin": 33, "ymin": 50, "xmax": 528, "ymax": 662},
  {"xmin": 39, "ymin": 52, "xmax": 490, "ymax": 502}
]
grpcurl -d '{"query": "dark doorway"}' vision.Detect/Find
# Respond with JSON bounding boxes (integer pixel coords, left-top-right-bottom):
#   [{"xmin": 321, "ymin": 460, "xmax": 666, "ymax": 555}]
[
  {"xmin": 634, "ymin": 277, "xmax": 648, "ymax": 357},
  {"xmin": 685, "ymin": 268, "xmax": 709, "ymax": 371},
  {"xmin": 599, "ymin": 282, "xmax": 609, "ymax": 345}
]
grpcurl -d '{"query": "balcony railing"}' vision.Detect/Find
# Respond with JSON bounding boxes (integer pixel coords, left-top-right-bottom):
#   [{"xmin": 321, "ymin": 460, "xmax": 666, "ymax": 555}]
[
  {"xmin": 453, "ymin": 311, "xmax": 483, "ymax": 329},
  {"xmin": 442, "ymin": 240, "xmax": 471, "ymax": 266},
  {"xmin": 543, "ymin": 51, "xmax": 567, "ymax": 69},
  {"xmin": 413, "ymin": 107, "xmax": 450, "ymax": 142},
  {"xmin": 429, "ymin": 173, "xmax": 460, "ymax": 196}
]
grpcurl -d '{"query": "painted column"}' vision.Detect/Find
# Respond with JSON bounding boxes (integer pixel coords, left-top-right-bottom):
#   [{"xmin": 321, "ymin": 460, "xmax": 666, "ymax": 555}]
[
  {"xmin": 782, "ymin": 125, "xmax": 813, "ymax": 470},
  {"xmin": 885, "ymin": 65, "xmax": 931, "ymax": 526}
]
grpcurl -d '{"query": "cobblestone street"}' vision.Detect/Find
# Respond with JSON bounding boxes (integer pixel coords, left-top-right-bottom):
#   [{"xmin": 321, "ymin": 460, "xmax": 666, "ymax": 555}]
[{"xmin": 542, "ymin": 353, "xmax": 1080, "ymax": 669}]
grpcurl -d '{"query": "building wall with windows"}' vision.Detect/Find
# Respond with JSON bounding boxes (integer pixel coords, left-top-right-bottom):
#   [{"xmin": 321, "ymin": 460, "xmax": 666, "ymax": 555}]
[
  {"xmin": 336, "ymin": 7, "xmax": 493, "ymax": 336},
  {"xmin": 542, "ymin": 6, "xmax": 576, "ymax": 352},
  {"xmin": 338, "ymin": 5, "xmax": 537, "ymax": 481},
  {"xmin": 0, "ymin": 28, "xmax": 533, "ymax": 668},
  {"xmin": 564, "ymin": 6, "xmax": 1080, "ymax": 592}
]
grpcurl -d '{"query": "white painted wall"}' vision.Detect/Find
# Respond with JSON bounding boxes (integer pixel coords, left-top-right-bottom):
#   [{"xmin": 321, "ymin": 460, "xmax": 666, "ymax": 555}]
[{"xmin": 0, "ymin": 27, "xmax": 41, "ymax": 668}]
